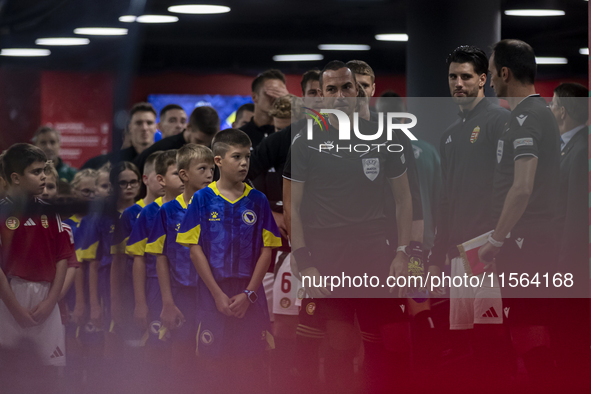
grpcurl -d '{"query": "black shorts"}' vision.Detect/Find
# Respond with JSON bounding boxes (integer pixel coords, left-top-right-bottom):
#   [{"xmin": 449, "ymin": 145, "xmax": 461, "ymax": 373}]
[{"xmin": 299, "ymin": 298, "xmax": 408, "ymax": 334}]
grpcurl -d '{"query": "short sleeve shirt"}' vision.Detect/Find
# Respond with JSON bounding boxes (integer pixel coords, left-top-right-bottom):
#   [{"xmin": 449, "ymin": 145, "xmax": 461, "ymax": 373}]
[
  {"xmin": 177, "ymin": 182, "xmax": 281, "ymax": 282},
  {"xmin": 283, "ymin": 118, "xmax": 407, "ymax": 230},
  {"xmin": 492, "ymin": 95, "xmax": 560, "ymax": 232}
]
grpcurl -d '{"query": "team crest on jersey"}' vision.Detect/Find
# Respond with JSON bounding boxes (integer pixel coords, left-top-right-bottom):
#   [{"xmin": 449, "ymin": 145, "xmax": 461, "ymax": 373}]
[
  {"xmin": 496, "ymin": 140, "xmax": 504, "ymax": 163},
  {"xmin": 306, "ymin": 302, "xmax": 316, "ymax": 315},
  {"xmin": 209, "ymin": 211, "xmax": 220, "ymax": 222},
  {"xmin": 242, "ymin": 210, "xmax": 257, "ymax": 225},
  {"xmin": 5, "ymin": 217, "xmax": 19, "ymax": 230},
  {"xmin": 200, "ymin": 329, "xmax": 214, "ymax": 345},
  {"xmin": 280, "ymin": 297, "xmax": 291, "ymax": 309},
  {"xmin": 470, "ymin": 126, "xmax": 480, "ymax": 143},
  {"xmin": 149, "ymin": 321, "xmax": 162, "ymax": 335},
  {"xmin": 362, "ymin": 158, "xmax": 380, "ymax": 181},
  {"xmin": 297, "ymin": 288, "xmax": 305, "ymax": 299},
  {"xmin": 41, "ymin": 215, "xmax": 49, "ymax": 228}
]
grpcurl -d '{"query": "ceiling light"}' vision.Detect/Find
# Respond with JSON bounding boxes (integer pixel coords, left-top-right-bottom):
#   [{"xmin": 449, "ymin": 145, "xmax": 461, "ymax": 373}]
[
  {"xmin": 1, "ymin": 48, "xmax": 51, "ymax": 57},
  {"xmin": 35, "ymin": 37, "xmax": 90, "ymax": 46},
  {"xmin": 375, "ymin": 34, "xmax": 408, "ymax": 42},
  {"xmin": 273, "ymin": 54, "xmax": 323, "ymax": 62},
  {"xmin": 535, "ymin": 57, "xmax": 568, "ymax": 64},
  {"xmin": 318, "ymin": 44, "xmax": 370, "ymax": 51},
  {"xmin": 119, "ymin": 15, "xmax": 137, "ymax": 22},
  {"xmin": 504, "ymin": 9, "xmax": 565, "ymax": 16},
  {"xmin": 579, "ymin": 48, "xmax": 589, "ymax": 55},
  {"xmin": 120, "ymin": 15, "xmax": 179, "ymax": 23},
  {"xmin": 74, "ymin": 27, "xmax": 128, "ymax": 36},
  {"xmin": 168, "ymin": 5, "xmax": 231, "ymax": 14}
]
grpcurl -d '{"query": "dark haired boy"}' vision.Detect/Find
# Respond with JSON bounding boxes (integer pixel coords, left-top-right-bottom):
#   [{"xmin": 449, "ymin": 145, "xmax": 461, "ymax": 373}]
[
  {"xmin": 177, "ymin": 129, "xmax": 281, "ymax": 391},
  {"xmin": 0, "ymin": 143, "xmax": 74, "ymax": 366}
]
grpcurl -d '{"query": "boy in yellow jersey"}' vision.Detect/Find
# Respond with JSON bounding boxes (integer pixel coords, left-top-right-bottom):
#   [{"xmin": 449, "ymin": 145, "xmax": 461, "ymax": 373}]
[
  {"xmin": 177, "ymin": 129, "xmax": 282, "ymax": 393},
  {"xmin": 146, "ymin": 144, "xmax": 214, "ymax": 388}
]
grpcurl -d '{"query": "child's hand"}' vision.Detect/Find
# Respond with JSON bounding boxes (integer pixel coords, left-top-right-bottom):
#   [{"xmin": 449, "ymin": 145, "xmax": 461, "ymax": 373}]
[
  {"xmin": 72, "ymin": 302, "xmax": 85, "ymax": 326},
  {"xmin": 161, "ymin": 303, "xmax": 185, "ymax": 330},
  {"xmin": 213, "ymin": 292, "xmax": 233, "ymax": 317},
  {"xmin": 90, "ymin": 302, "xmax": 103, "ymax": 328},
  {"xmin": 134, "ymin": 302, "xmax": 149, "ymax": 330},
  {"xmin": 228, "ymin": 293, "xmax": 250, "ymax": 319},
  {"xmin": 30, "ymin": 298, "xmax": 56, "ymax": 325},
  {"xmin": 11, "ymin": 304, "xmax": 38, "ymax": 328}
]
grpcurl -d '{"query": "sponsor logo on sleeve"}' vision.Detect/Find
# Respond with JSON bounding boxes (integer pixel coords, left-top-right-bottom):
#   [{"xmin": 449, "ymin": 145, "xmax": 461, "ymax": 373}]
[
  {"xmin": 513, "ymin": 138, "xmax": 534, "ymax": 149},
  {"xmin": 497, "ymin": 140, "xmax": 504, "ymax": 163}
]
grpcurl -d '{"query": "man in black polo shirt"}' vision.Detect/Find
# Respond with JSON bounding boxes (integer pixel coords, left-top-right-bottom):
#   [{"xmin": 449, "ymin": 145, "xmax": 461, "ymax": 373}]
[
  {"xmin": 284, "ymin": 61, "xmax": 413, "ymax": 392},
  {"xmin": 479, "ymin": 39, "xmax": 561, "ymax": 390},
  {"xmin": 133, "ymin": 106, "xmax": 220, "ymax": 175},
  {"xmin": 240, "ymin": 69, "xmax": 289, "ymax": 148},
  {"xmin": 428, "ymin": 46, "xmax": 510, "ymax": 384}
]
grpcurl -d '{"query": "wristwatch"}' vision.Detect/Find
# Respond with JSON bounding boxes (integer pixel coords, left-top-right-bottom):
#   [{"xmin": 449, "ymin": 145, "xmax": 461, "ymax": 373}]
[
  {"xmin": 244, "ymin": 290, "xmax": 258, "ymax": 303},
  {"xmin": 396, "ymin": 245, "xmax": 410, "ymax": 257}
]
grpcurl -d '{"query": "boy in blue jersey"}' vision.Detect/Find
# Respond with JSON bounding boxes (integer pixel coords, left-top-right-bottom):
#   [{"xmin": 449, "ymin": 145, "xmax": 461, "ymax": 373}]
[
  {"xmin": 145, "ymin": 144, "xmax": 214, "ymax": 386},
  {"xmin": 110, "ymin": 151, "xmax": 163, "ymax": 342},
  {"xmin": 128, "ymin": 150, "xmax": 183, "ymax": 346},
  {"xmin": 177, "ymin": 129, "xmax": 282, "ymax": 392}
]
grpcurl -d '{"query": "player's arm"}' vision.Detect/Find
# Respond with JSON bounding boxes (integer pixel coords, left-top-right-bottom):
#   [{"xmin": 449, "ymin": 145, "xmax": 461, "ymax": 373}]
[
  {"xmin": 389, "ymin": 172, "xmax": 412, "ymax": 296},
  {"xmin": 132, "ymin": 255, "xmax": 148, "ymax": 329},
  {"xmin": 72, "ymin": 266, "xmax": 85, "ymax": 325},
  {"xmin": 479, "ymin": 156, "xmax": 537, "ymax": 264},
  {"xmin": 284, "ymin": 178, "xmax": 330, "ymax": 298},
  {"xmin": 110, "ymin": 253, "xmax": 126, "ymax": 325},
  {"xmin": 30, "ymin": 258, "xmax": 67, "ymax": 324},
  {"xmin": 155, "ymin": 254, "xmax": 186, "ymax": 329},
  {"xmin": 88, "ymin": 259, "xmax": 102, "ymax": 327},
  {"xmin": 229, "ymin": 247, "xmax": 272, "ymax": 319},
  {"xmin": 0, "ymin": 266, "xmax": 37, "ymax": 327},
  {"xmin": 59, "ymin": 266, "xmax": 76, "ymax": 300},
  {"xmin": 189, "ymin": 244, "xmax": 233, "ymax": 316}
]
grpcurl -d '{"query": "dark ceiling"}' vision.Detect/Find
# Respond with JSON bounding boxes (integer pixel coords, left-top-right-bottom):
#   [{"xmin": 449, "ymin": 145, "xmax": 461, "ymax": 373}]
[{"xmin": 0, "ymin": 0, "xmax": 588, "ymax": 78}]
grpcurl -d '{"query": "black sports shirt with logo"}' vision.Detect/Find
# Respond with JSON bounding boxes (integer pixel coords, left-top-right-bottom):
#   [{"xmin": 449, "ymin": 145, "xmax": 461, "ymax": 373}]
[
  {"xmin": 430, "ymin": 99, "xmax": 509, "ymax": 267},
  {"xmin": 283, "ymin": 117, "xmax": 407, "ymax": 232},
  {"xmin": 491, "ymin": 95, "xmax": 560, "ymax": 234}
]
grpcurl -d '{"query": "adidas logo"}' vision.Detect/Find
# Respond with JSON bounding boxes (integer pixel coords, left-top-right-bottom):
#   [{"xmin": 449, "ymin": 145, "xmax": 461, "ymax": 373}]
[
  {"xmin": 445, "ymin": 135, "xmax": 452, "ymax": 144},
  {"xmin": 24, "ymin": 218, "xmax": 36, "ymax": 226},
  {"xmin": 50, "ymin": 346, "xmax": 64, "ymax": 359},
  {"xmin": 516, "ymin": 114, "xmax": 528, "ymax": 126},
  {"xmin": 481, "ymin": 307, "xmax": 499, "ymax": 318}
]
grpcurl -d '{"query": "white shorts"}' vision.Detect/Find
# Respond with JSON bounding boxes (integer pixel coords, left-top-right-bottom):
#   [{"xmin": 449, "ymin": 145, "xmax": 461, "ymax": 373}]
[
  {"xmin": 0, "ymin": 277, "xmax": 66, "ymax": 366},
  {"xmin": 449, "ymin": 257, "xmax": 503, "ymax": 330},
  {"xmin": 263, "ymin": 272, "xmax": 275, "ymax": 322},
  {"xmin": 272, "ymin": 253, "xmax": 301, "ymax": 316}
]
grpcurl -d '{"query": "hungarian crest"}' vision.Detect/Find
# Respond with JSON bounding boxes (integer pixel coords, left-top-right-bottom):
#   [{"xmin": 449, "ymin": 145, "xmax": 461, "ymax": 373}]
[
  {"xmin": 470, "ymin": 126, "xmax": 480, "ymax": 143},
  {"xmin": 362, "ymin": 158, "xmax": 379, "ymax": 181}
]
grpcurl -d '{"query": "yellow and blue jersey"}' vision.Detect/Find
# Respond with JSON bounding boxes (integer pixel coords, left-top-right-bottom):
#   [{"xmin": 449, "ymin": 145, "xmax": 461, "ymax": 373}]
[
  {"xmin": 63, "ymin": 215, "xmax": 83, "ymax": 262},
  {"xmin": 111, "ymin": 199, "xmax": 146, "ymax": 255},
  {"xmin": 126, "ymin": 197, "xmax": 163, "ymax": 278},
  {"xmin": 146, "ymin": 194, "xmax": 197, "ymax": 287},
  {"xmin": 78, "ymin": 213, "xmax": 115, "ymax": 267},
  {"xmin": 177, "ymin": 182, "xmax": 282, "ymax": 282}
]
